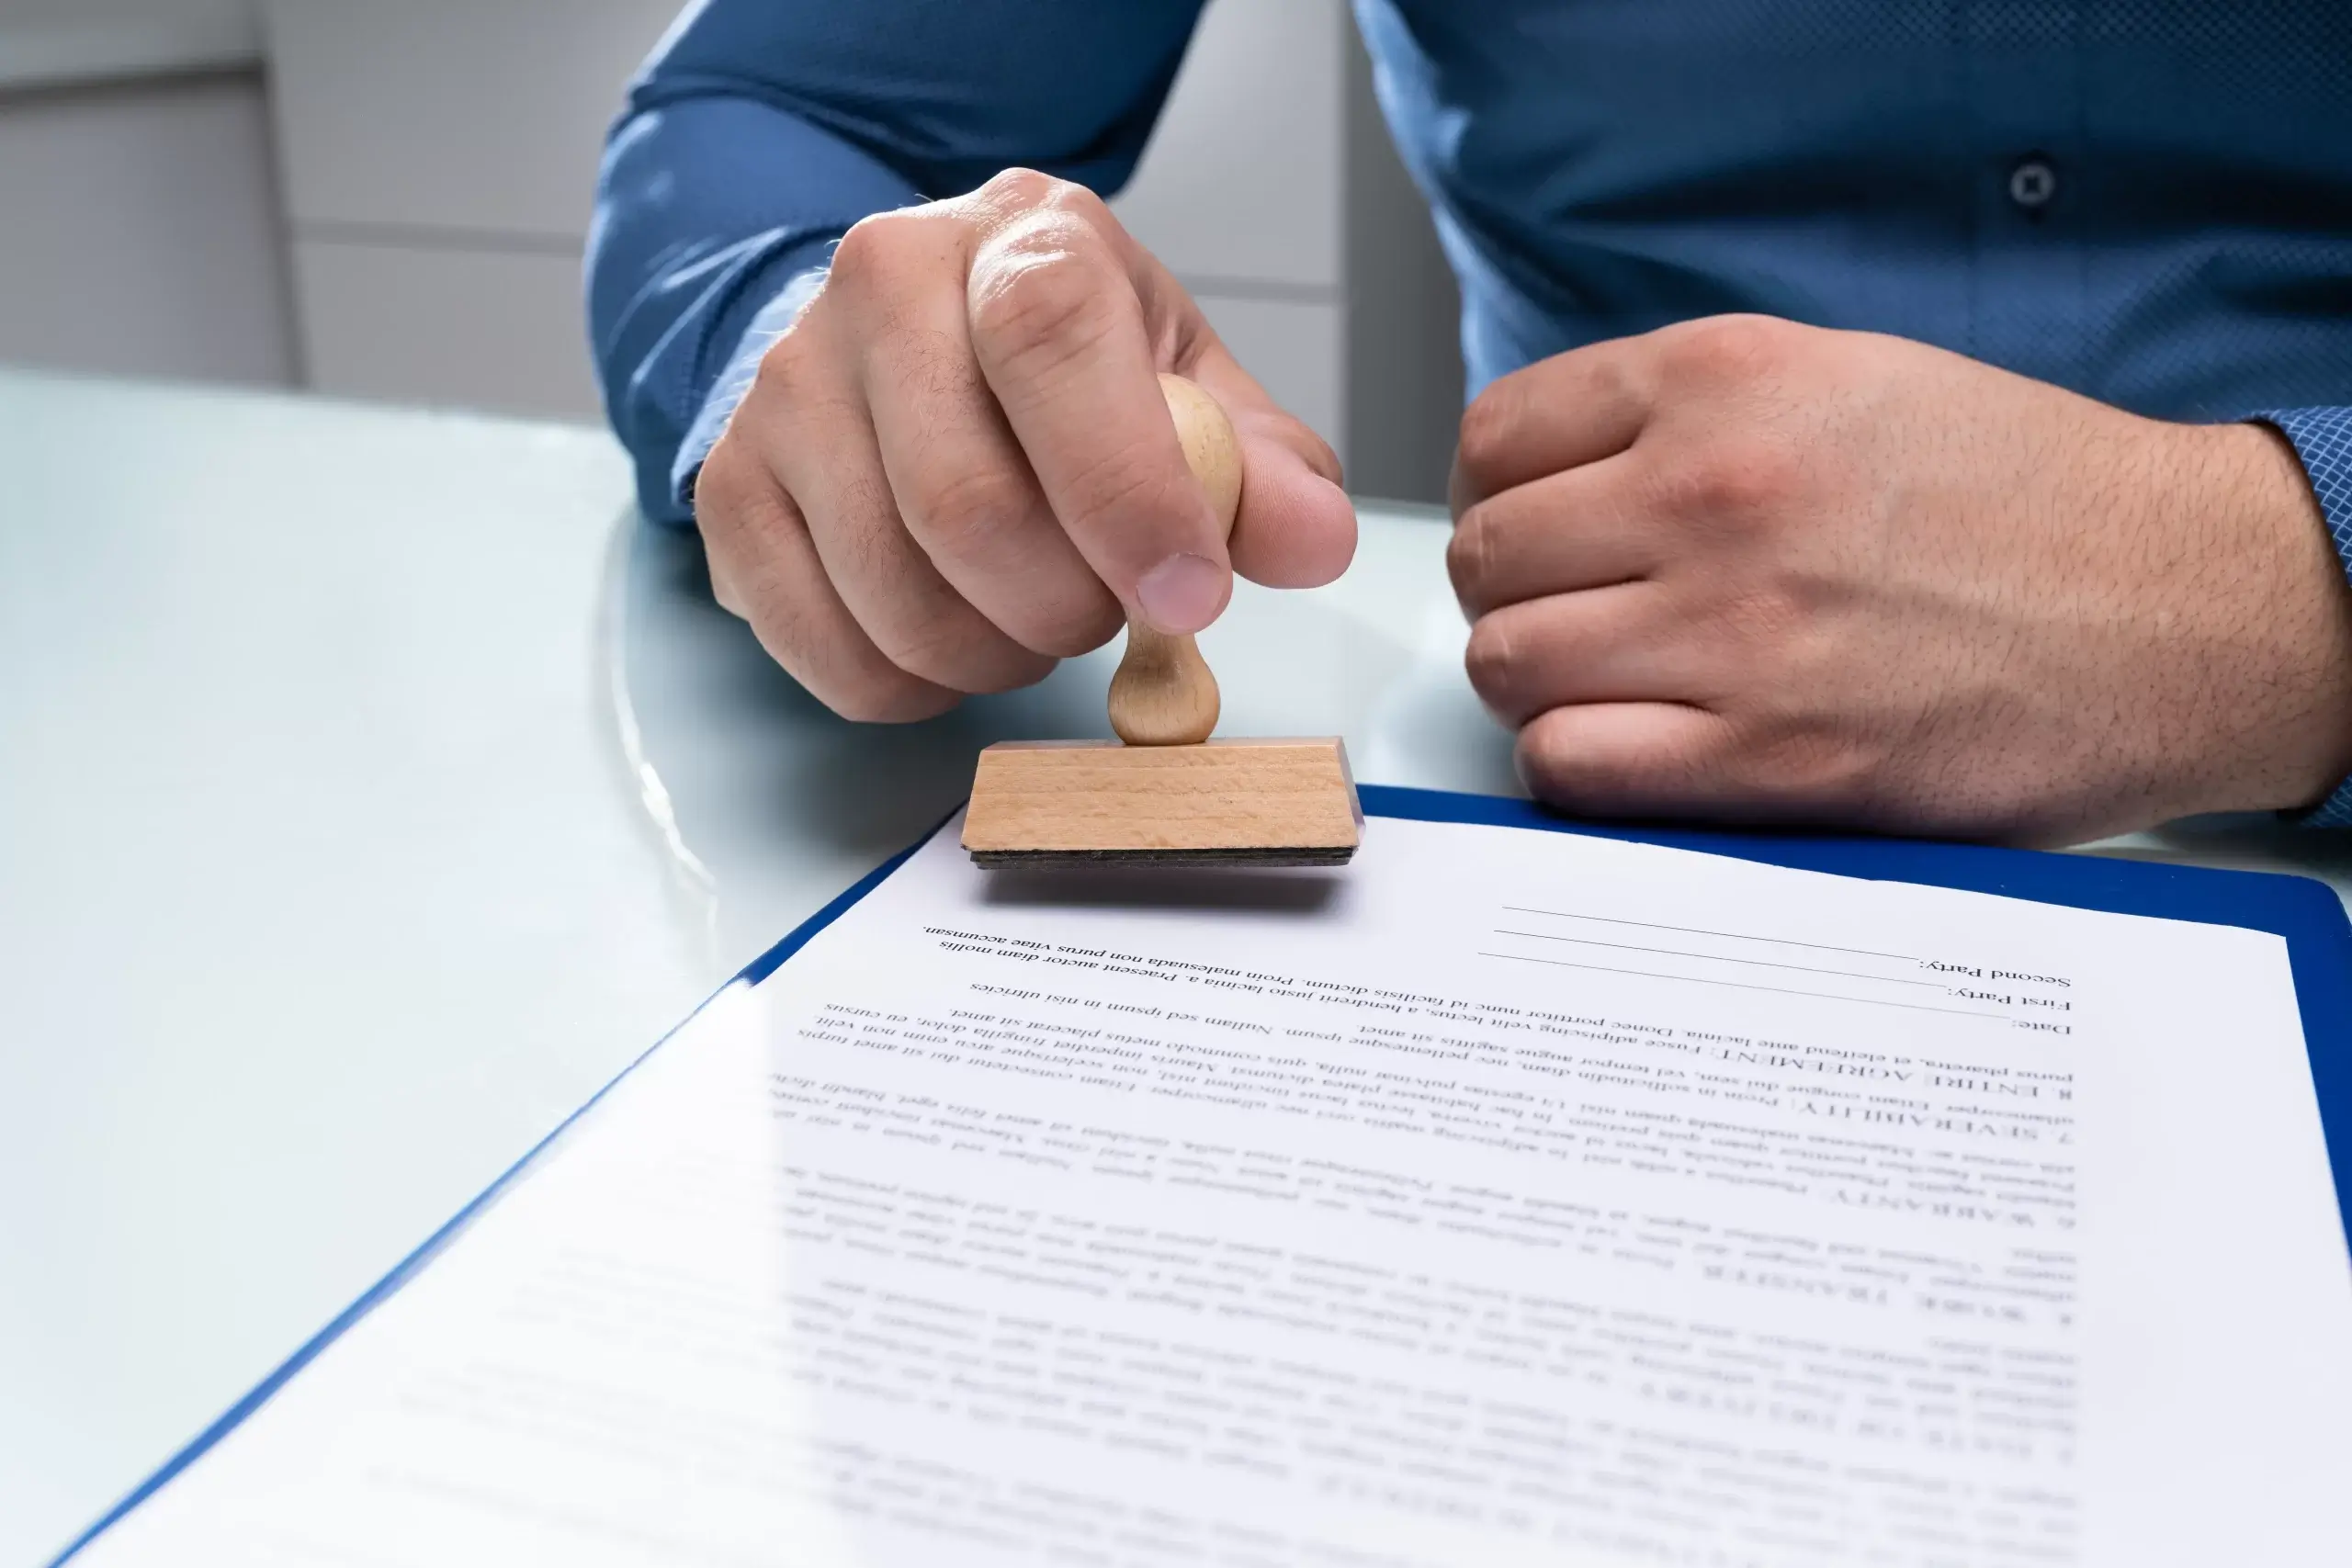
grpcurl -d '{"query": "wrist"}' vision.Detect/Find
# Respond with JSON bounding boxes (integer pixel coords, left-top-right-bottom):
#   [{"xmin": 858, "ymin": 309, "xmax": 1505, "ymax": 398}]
[
  {"xmin": 2167, "ymin": 421, "xmax": 2352, "ymax": 818},
  {"xmin": 673, "ymin": 263, "xmax": 834, "ymax": 522}
]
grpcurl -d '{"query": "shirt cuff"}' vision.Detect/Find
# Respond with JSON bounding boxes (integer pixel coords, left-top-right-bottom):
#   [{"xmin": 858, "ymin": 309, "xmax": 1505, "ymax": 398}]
[
  {"xmin": 2256, "ymin": 407, "xmax": 2352, "ymax": 826},
  {"xmin": 668, "ymin": 263, "xmax": 833, "ymax": 517}
]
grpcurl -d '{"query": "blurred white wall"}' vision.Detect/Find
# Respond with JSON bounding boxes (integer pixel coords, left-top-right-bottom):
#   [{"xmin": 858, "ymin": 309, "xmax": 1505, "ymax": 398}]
[{"xmin": 0, "ymin": 0, "xmax": 1462, "ymax": 500}]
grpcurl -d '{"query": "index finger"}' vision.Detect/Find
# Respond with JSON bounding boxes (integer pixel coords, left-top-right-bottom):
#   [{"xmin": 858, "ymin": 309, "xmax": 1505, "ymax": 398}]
[
  {"xmin": 1451, "ymin": 339, "xmax": 1652, "ymax": 515},
  {"xmin": 966, "ymin": 196, "xmax": 1230, "ymax": 637}
]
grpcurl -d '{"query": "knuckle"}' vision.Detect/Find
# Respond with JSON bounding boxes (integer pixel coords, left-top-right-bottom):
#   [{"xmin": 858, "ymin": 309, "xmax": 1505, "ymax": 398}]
[
  {"xmin": 1663, "ymin": 433, "xmax": 1802, "ymax": 521},
  {"xmin": 976, "ymin": 166, "xmax": 1113, "ymax": 231},
  {"xmin": 707, "ymin": 566, "xmax": 743, "ymax": 619},
  {"xmin": 1454, "ymin": 382, "xmax": 1523, "ymax": 491},
  {"xmin": 828, "ymin": 209, "xmax": 908, "ymax": 282},
  {"xmin": 1445, "ymin": 502, "xmax": 1503, "ymax": 606},
  {"xmin": 1660, "ymin": 312, "xmax": 1791, "ymax": 384},
  {"xmin": 689, "ymin": 431, "xmax": 752, "ymax": 527},
  {"xmin": 1518, "ymin": 721, "xmax": 1699, "ymax": 813},
  {"xmin": 695, "ymin": 536, "xmax": 957, "ymax": 728},
  {"xmin": 826, "ymin": 208, "xmax": 955, "ymax": 310},
  {"xmin": 970, "ymin": 231, "xmax": 1120, "ymax": 377},
  {"xmin": 872, "ymin": 614, "xmax": 1052, "ymax": 696},
  {"xmin": 1517, "ymin": 729, "xmax": 1610, "ymax": 804},
  {"xmin": 1463, "ymin": 615, "xmax": 1524, "ymax": 711},
  {"xmin": 978, "ymin": 165, "xmax": 1061, "ymax": 213},
  {"xmin": 747, "ymin": 321, "xmax": 822, "ymax": 407},
  {"xmin": 752, "ymin": 600, "xmax": 948, "ymax": 721},
  {"xmin": 907, "ymin": 463, "xmax": 1034, "ymax": 558},
  {"xmin": 692, "ymin": 434, "xmax": 797, "ymax": 557},
  {"xmin": 866, "ymin": 613, "xmax": 969, "ymax": 685},
  {"xmin": 879, "ymin": 620, "xmax": 1053, "ymax": 695},
  {"xmin": 1039, "ymin": 176, "xmax": 1114, "ymax": 230},
  {"xmin": 690, "ymin": 485, "xmax": 945, "ymax": 725}
]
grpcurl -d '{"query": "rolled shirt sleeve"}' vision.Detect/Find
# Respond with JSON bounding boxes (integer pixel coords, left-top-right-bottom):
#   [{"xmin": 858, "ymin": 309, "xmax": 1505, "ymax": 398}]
[
  {"xmin": 584, "ymin": 0, "xmax": 1207, "ymax": 525},
  {"xmin": 2258, "ymin": 408, "xmax": 2352, "ymax": 826}
]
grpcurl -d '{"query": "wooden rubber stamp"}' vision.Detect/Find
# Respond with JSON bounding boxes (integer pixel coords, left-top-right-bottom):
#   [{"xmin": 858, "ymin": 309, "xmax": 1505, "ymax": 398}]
[{"xmin": 962, "ymin": 375, "xmax": 1363, "ymax": 867}]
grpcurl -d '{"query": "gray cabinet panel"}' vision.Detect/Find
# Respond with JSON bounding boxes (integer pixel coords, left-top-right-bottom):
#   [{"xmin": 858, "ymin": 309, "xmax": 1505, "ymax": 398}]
[
  {"xmin": 292, "ymin": 239, "xmax": 601, "ymax": 420},
  {"xmin": 0, "ymin": 72, "xmax": 294, "ymax": 387},
  {"xmin": 264, "ymin": 0, "xmax": 676, "ymax": 241}
]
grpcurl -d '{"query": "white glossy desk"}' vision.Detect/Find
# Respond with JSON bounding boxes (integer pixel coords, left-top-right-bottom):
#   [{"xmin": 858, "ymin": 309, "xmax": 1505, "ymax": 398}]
[{"xmin": 5, "ymin": 368, "xmax": 2349, "ymax": 1565}]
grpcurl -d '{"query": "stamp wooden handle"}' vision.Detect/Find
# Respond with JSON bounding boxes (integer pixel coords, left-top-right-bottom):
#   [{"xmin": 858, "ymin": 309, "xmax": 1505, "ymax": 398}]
[{"xmin": 1108, "ymin": 375, "xmax": 1241, "ymax": 747}]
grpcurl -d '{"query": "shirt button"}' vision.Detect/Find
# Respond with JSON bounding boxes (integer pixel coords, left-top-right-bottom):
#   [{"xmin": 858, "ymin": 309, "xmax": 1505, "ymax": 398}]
[{"xmin": 2008, "ymin": 157, "xmax": 2058, "ymax": 211}]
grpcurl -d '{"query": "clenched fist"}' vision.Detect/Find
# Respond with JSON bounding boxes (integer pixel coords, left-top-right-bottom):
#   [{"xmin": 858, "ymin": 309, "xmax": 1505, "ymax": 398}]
[
  {"xmin": 695, "ymin": 168, "xmax": 1354, "ymax": 720},
  {"xmin": 1449, "ymin": 315, "xmax": 2352, "ymax": 843}
]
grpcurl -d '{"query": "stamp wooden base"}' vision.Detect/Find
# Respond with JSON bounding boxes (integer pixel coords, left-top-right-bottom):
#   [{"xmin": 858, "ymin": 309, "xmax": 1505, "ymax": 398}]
[
  {"xmin": 962, "ymin": 739, "xmax": 1362, "ymax": 867},
  {"xmin": 963, "ymin": 378, "xmax": 1360, "ymax": 870}
]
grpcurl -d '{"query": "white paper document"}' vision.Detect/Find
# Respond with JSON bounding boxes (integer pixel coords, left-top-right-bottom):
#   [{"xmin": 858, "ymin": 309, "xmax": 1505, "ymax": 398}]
[{"xmin": 77, "ymin": 815, "xmax": 2352, "ymax": 1566}]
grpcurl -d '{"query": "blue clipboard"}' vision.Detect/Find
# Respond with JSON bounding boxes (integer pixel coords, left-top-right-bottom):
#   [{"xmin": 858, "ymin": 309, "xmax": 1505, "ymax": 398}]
[{"xmin": 51, "ymin": 784, "xmax": 2352, "ymax": 1564}]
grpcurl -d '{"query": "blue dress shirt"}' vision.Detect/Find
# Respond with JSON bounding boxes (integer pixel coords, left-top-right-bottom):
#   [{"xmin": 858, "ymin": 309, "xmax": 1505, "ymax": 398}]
[{"xmin": 586, "ymin": 1, "xmax": 2352, "ymax": 822}]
